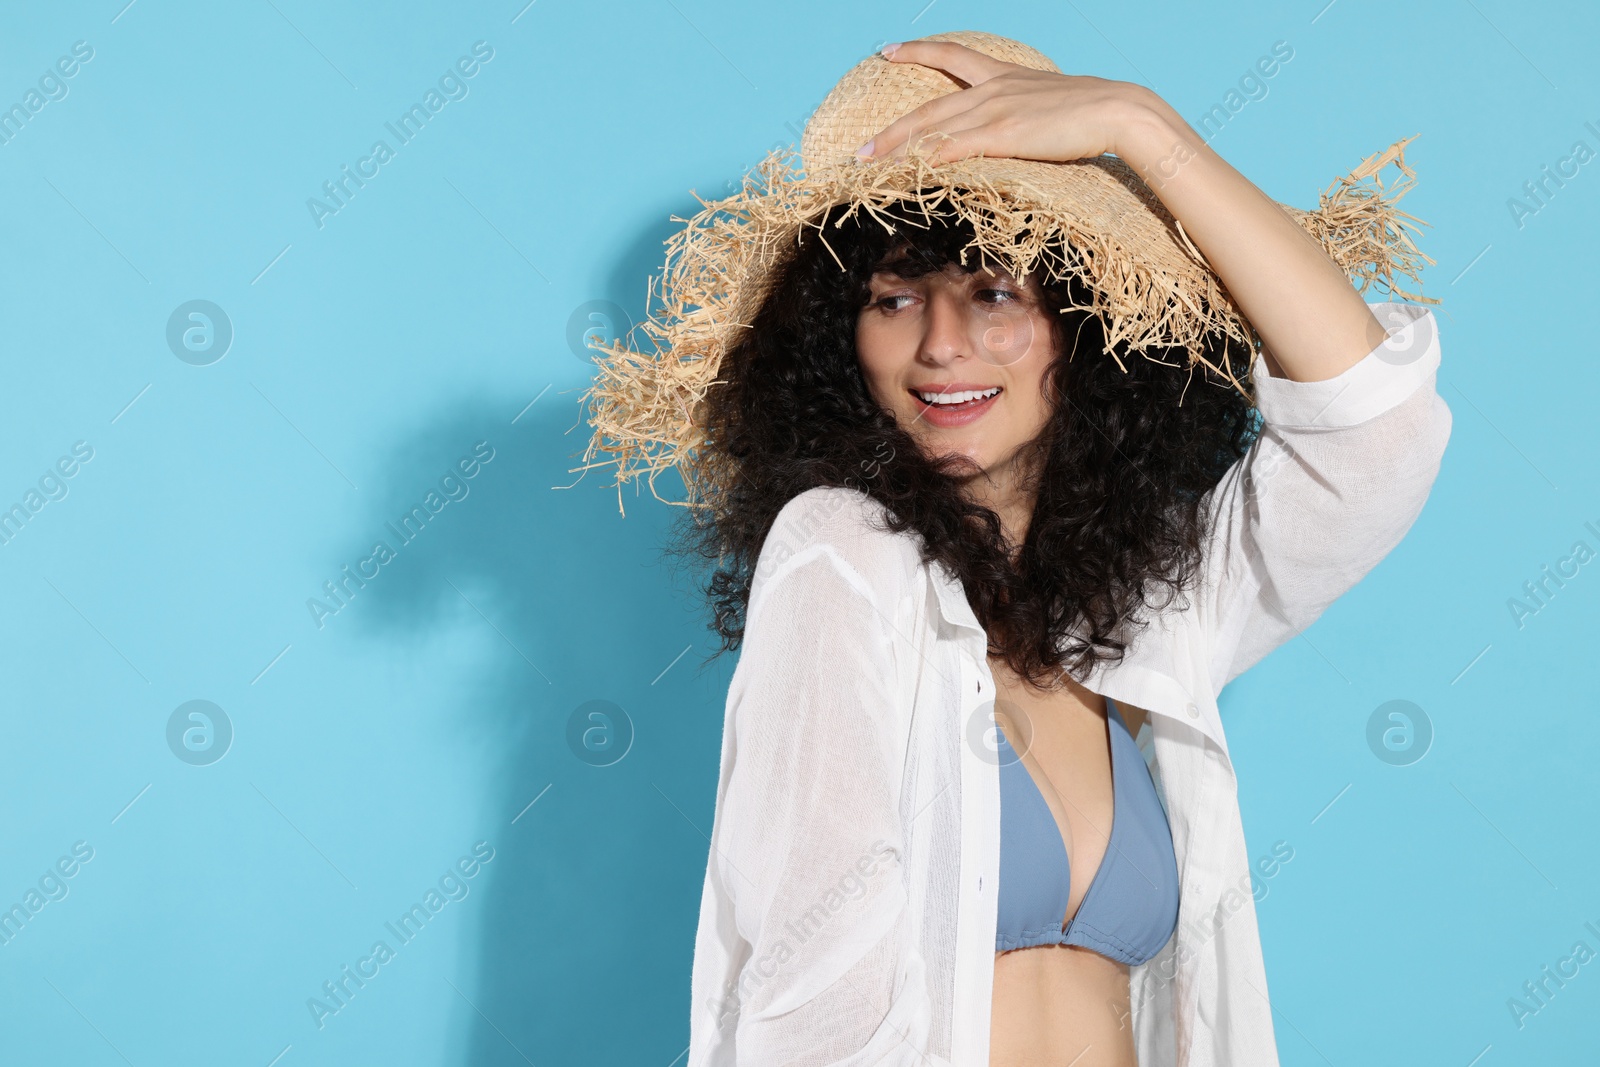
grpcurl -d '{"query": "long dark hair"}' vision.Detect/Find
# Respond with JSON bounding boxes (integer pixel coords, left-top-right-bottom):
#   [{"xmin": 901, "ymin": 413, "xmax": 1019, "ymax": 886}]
[{"xmin": 671, "ymin": 198, "xmax": 1260, "ymax": 685}]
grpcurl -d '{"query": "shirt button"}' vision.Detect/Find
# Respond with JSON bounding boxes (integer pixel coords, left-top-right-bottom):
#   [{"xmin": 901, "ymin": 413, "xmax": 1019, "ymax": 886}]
[
  {"xmin": 977, "ymin": 876, "xmax": 984, "ymax": 892},
  {"xmin": 1184, "ymin": 702, "xmax": 1199, "ymax": 719}
]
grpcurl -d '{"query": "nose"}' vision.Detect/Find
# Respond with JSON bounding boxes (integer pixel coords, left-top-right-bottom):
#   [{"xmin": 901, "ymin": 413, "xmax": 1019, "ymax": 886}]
[{"xmin": 918, "ymin": 284, "xmax": 971, "ymax": 366}]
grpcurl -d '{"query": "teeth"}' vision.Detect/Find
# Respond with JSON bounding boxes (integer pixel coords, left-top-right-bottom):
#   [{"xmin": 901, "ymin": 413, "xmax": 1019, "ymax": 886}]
[{"xmin": 916, "ymin": 387, "xmax": 1000, "ymax": 405}]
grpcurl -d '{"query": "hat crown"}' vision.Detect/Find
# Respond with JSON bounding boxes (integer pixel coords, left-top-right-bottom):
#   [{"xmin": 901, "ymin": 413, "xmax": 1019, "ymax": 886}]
[{"xmin": 801, "ymin": 31, "xmax": 1061, "ymax": 169}]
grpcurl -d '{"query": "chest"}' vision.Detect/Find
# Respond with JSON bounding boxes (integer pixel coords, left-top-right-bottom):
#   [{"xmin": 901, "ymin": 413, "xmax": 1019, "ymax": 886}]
[
  {"xmin": 985, "ymin": 654, "xmax": 1142, "ymax": 921},
  {"xmin": 908, "ymin": 573, "xmax": 1246, "ymax": 1063}
]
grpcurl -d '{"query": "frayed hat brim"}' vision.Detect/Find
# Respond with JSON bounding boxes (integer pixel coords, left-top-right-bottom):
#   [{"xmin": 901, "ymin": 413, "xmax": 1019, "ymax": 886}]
[{"xmin": 575, "ymin": 33, "xmax": 1436, "ymax": 517}]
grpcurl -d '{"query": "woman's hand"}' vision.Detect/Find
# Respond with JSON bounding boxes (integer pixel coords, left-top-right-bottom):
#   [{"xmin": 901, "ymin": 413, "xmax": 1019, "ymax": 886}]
[{"xmin": 855, "ymin": 40, "xmax": 1159, "ymax": 165}]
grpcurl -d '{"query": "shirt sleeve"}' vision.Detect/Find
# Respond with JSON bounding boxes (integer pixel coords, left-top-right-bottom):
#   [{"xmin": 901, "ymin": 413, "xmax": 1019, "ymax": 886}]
[
  {"xmin": 713, "ymin": 539, "xmax": 930, "ymax": 1064},
  {"xmin": 1201, "ymin": 301, "xmax": 1453, "ymax": 693}
]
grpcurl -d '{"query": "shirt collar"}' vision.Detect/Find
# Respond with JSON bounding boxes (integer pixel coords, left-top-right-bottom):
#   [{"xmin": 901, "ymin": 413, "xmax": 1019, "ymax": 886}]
[{"xmin": 926, "ymin": 558, "xmax": 1234, "ymax": 768}]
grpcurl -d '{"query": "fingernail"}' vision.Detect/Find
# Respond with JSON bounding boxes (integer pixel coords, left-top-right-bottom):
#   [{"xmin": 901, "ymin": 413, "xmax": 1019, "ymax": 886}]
[
  {"xmin": 855, "ymin": 139, "xmax": 875, "ymax": 159},
  {"xmin": 880, "ymin": 42, "xmax": 901, "ymax": 57}
]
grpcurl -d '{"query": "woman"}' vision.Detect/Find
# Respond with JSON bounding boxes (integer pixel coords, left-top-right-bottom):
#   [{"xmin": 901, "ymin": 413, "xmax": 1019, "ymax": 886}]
[{"xmin": 579, "ymin": 31, "xmax": 1449, "ymax": 1067}]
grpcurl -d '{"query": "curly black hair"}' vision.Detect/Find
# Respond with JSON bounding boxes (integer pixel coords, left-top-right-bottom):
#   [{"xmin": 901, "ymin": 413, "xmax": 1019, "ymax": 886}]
[{"xmin": 670, "ymin": 197, "xmax": 1262, "ymax": 686}]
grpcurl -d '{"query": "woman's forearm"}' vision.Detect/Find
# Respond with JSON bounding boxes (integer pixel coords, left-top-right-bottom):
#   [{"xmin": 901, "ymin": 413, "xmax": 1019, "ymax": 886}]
[{"xmin": 1112, "ymin": 89, "xmax": 1390, "ymax": 383}]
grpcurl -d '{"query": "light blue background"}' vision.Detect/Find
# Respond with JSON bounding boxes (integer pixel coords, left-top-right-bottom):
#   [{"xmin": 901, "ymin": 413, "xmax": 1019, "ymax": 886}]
[{"xmin": 0, "ymin": 1, "xmax": 1593, "ymax": 1064}]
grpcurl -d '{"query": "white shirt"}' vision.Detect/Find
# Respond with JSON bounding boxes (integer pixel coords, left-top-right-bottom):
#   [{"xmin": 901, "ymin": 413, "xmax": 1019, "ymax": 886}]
[{"xmin": 688, "ymin": 301, "xmax": 1450, "ymax": 1066}]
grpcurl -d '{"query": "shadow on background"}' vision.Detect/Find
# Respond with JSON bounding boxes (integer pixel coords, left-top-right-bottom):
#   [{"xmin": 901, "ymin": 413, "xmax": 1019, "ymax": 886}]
[{"xmin": 332, "ymin": 197, "xmax": 734, "ymax": 1064}]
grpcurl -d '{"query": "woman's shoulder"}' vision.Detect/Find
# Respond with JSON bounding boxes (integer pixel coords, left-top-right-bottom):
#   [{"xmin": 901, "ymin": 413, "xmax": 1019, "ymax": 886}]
[{"xmin": 752, "ymin": 485, "xmax": 923, "ymax": 607}]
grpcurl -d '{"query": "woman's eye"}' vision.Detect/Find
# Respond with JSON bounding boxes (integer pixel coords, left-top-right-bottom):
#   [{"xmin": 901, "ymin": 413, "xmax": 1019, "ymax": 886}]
[
  {"xmin": 979, "ymin": 288, "xmax": 1021, "ymax": 304},
  {"xmin": 874, "ymin": 294, "xmax": 916, "ymax": 311}
]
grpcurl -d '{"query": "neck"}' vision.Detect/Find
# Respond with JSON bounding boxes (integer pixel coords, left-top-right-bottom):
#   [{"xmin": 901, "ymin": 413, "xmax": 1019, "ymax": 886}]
[{"xmin": 959, "ymin": 455, "xmax": 1037, "ymax": 561}]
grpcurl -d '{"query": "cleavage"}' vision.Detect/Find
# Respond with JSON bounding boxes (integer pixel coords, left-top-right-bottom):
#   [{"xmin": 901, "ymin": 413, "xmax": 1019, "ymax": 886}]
[{"xmin": 990, "ymin": 671, "xmax": 1117, "ymax": 928}]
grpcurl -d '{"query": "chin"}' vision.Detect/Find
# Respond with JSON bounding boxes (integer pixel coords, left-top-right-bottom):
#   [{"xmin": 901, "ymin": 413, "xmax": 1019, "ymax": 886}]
[{"xmin": 920, "ymin": 443, "xmax": 988, "ymax": 477}]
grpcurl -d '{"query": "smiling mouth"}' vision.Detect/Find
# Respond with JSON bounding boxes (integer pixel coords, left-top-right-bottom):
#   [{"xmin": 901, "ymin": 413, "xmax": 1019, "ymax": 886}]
[
  {"xmin": 908, "ymin": 385, "xmax": 1003, "ymax": 427},
  {"xmin": 910, "ymin": 386, "xmax": 1002, "ymax": 409}
]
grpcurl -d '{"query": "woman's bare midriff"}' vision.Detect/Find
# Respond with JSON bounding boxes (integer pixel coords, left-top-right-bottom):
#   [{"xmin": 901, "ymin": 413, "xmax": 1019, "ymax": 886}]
[
  {"xmin": 991, "ymin": 946, "xmax": 1134, "ymax": 1066},
  {"xmin": 986, "ymin": 656, "xmax": 1146, "ymax": 1067}
]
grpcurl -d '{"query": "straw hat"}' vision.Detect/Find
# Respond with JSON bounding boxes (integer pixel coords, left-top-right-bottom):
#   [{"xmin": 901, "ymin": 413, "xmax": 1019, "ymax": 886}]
[{"xmin": 576, "ymin": 29, "xmax": 1435, "ymax": 515}]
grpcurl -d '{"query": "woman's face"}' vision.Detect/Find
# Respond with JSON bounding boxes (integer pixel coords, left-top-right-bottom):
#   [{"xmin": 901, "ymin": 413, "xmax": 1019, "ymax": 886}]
[{"xmin": 855, "ymin": 259, "xmax": 1059, "ymax": 480}]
